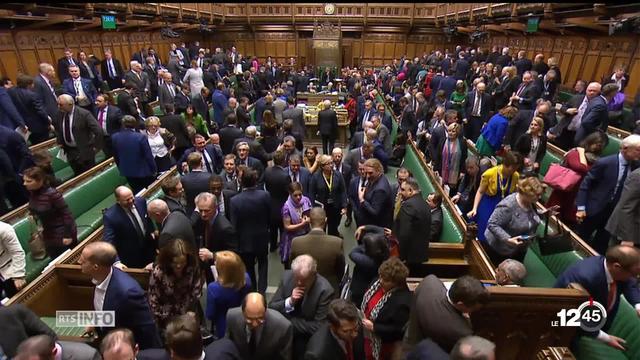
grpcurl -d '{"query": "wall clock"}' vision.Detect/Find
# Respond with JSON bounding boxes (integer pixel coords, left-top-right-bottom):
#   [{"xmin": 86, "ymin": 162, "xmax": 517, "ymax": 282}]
[{"xmin": 324, "ymin": 3, "xmax": 336, "ymax": 15}]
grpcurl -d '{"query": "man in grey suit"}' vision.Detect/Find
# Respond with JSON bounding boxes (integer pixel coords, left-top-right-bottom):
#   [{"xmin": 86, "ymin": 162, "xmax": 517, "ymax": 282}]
[
  {"xmin": 606, "ymin": 167, "xmax": 640, "ymax": 246},
  {"xmin": 123, "ymin": 61, "xmax": 151, "ymax": 107},
  {"xmin": 283, "ymin": 98, "xmax": 305, "ymax": 140},
  {"xmin": 269, "ymin": 255, "xmax": 334, "ymax": 359},
  {"xmin": 33, "ymin": 63, "xmax": 59, "ymax": 117},
  {"xmin": 147, "ymin": 198, "xmax": 195, "ymax": 249},
  {"xmin": 158, "ymin": 72, "xmax": 178, "ymax": 115},
  {"xmin": 227, "ymin": 292, "xmax": 293, "ymax": 360},
  {"xmin": 290, "ymin": 208, "xmax": 345, "ymax": 292},
  {"xmin": 345, "ymin": 143, "xmax": 373, "ymax": 177},
  {"xmin": 14, "ymin": 334, "xmax": 100, "ymax": 360},
  {"xmin": 403, "ymin": 275, "xmax": 489, "ymax": 354},
  {"xmin": 53, "ymin": 94, "xmax": 103, "ymax": 176},
  {"xmin": 372, "ymin": 114, "xmax": 391, "ymax": 155}
]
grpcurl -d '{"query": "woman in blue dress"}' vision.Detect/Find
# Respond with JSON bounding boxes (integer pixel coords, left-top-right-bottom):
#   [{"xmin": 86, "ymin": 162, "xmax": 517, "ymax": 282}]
[
  {"xmin": 475, "ymin": 106, "xmax": 518, "ymax": 158},
  {"xmin": 467, "ymin": 151, "xmax": 523, "ymax": 243}
]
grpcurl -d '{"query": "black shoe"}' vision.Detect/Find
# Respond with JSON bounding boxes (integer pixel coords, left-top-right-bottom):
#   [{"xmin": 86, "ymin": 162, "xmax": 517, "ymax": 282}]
[{"xmin": 345, "ymin": 218, "xmax": 352, "ymax": 227}]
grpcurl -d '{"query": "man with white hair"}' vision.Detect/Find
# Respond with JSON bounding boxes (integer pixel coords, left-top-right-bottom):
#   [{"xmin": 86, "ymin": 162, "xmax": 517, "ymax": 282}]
[
  {"xmin": 269, "ymin": 254, "xmax": 334, "ymax": 359},
  {"xmin": 33, "ymin": 63, "xmax": 59, "ymax": 117},
  {"xmin": 147, "ymin": 198, "xmax": 195, "ymax": 249},
  {"xmin": 53, "ymin": 94, "xmax": 103, "ymax": 176},
  {"xmin": 496, "ymin": 47, "xmax": 511, "ymax": 68},
  {"xmin": 451, "ymin": 336, "xmax": 496, "ymax": 360},
  {"xmin": 317, "ymin": 99, "xmax": 338, "ymax": 155},
  {"xmin": 495, "ymin": 259, "xmax": 527, "ymax": 286},
  {"xmin": 124, "ymin": 60, "xmax": 151, "ymax": 106}
]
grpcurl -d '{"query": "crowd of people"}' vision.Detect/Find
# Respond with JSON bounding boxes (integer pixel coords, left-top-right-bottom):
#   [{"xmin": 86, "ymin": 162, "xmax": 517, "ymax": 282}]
[{"xmin": 1, "ymin": 41, "xmax": 640, "ymax": 359}]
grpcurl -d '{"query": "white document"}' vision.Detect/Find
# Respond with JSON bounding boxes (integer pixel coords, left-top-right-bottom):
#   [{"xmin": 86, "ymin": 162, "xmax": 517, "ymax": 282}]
[{"xmin": 56, "ymin": 149, "xmax": 68, "ymax": 162}]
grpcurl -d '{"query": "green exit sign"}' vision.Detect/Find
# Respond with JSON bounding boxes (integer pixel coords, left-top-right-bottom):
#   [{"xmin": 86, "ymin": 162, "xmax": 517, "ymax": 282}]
[{"xmin": 102, "ymin": 15, "xmax": 116, "ymax": 30}]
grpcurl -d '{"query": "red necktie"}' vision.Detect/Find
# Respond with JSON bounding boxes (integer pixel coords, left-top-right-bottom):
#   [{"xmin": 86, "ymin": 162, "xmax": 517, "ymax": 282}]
[
  {"xmin": 607, "ymin": 281, "xmax": 617, "ymax": 311},
  {"xmin": 345, "ymin": 341, "xmax": 354, "ymax": 360}
]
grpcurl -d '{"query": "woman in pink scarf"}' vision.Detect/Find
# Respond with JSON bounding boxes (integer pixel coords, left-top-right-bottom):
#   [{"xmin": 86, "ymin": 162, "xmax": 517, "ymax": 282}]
[{"xmin": 280, "ymin": 182, "xmax": 312, "ymax": 269}]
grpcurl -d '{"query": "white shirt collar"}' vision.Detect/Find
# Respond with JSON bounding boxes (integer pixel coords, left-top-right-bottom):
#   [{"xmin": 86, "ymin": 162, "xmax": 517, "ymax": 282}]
[{"xmin": 93, "ymin": 267, "xmax": 114, "ymax": 289}]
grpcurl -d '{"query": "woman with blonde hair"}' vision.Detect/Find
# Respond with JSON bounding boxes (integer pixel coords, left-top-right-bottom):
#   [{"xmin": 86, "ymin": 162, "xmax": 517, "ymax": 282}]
[
  {"xmin": 493, "ymin": 66, "xmax": 518, "ymax": 110},
  {"xmin": 144, "ymin": 116, "xmax": 175, "ymax": 172},
  {"xmin": 183, "ymin": 59, "xmax": 204, "ymax": 99},
  {"xmin": 433, "ymin": 122, "xmax": 468, "ymax": 197},
  {"xmin": 205, "ymin": 250, "xmax": 252, "ymax": 338},
  {"xmin": 485, "ymin": 177, "xmax": 558, "ymax": 265},
  {"xmin": 514, "ymin": 116, "xmax": 547, "ymax": 174}
]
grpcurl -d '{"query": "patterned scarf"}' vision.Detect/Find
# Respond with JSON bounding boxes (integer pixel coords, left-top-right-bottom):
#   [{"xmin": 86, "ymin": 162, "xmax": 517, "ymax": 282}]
[
  {"xmin": 361, "ymin": 279, "xmax": 397, "ymax": 360},
  {"xmin": 441, "ymin": 138, "xmax": 461, "ymax": 185}
]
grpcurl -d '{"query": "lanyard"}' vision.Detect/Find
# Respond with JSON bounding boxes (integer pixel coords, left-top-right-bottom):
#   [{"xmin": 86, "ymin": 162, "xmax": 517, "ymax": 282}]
[
  {"xmin": 497, "ymin": 170, "xmax": 512, "ymax": 198},
  {"xmin": 323, "ymin": 171, "xmax": 333, "ymax": 192}
]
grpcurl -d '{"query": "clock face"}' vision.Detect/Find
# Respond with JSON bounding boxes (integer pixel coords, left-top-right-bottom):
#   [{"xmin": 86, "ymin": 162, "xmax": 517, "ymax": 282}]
[{"xmin": 324, "ymin": 3, "xmax": 336, "ymax": 15}]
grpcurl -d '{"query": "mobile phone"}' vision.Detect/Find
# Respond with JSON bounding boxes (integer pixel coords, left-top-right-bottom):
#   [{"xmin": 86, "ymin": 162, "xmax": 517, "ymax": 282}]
[{"xmin": 520, "ymin": 234, "xmax": 532, "ymax": 241}]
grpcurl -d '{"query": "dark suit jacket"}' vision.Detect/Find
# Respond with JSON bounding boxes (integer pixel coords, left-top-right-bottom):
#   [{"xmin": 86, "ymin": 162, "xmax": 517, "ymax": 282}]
[
  {"xmin": 138, "ymin": 338, "xmax": 241, "ymax": 360},
  {"xmin": 158, "ymin": 82, "xmax": 178, "ymax": 114},
  {"xmin": 181, "ymin": 170, "xmax": 212, "ymax": 214},
  {"xmin": 537, "ymin": 77, "xmax": 557, "ymax": 102},
  {"xmin": 116, "ymin": 91, "xmax": 140, "ymax": 119},
  {"xmin": 356, "ymin": 110, "xmax": 379, "ymax": 131},
  {"xmin": 349, "ymin": 131, "xmax": 367, "ymax": 150},
  {"xmin": 111, "ymin": 129, "xmax": 157, "ymax": 178},
  {"xmin": 437, "ymin": 76, "xmax": 457, "ymax": 100},
  {"xmin": 367, "ymin": 283, "xmax": 412, "ymax": 343},
  {"xmin": 8, "ymin": 87, "xmax": 50, "ymax": 136},
  {"xmin": 57, "ymin": 57, "xmax": 78, "ymax": 83},
  {"xmin": 400, "ymin": 104, "xmax": 417, "ymax": 137},
  {"xmin": 430, "ymin": 207, "xmax": 443, "ymax": 241},
  {"xmin": 0, "ymin": 304, "xmax": 57, "ymax": 358},
  {"xmin": 464, "ymin": 90, "xmax": 492, "ymax": 122},
  {"xmin": 101, "ymin": 267, "xmax": 162, "ymax": 349},
  {"xmin": 62, "ymin": 77, "xmax": 98, "ymax": 105},
  {"xmin": 606, "ymin": 168, "xmax": 640, "ymax": 244},
  {"xmin": 101, "ymin": 58, "xmax": 125, "ymax": 89},
  {"xmin": 220, "ymin": 125, "xmax": 244, "ymax": 155},
  {"xmin": 551, "ymin": 93, "xmax": 586, "ymax": 137},
  {"xmin": 162, "ymin": 195, "xmax": 186, "ymax": 214},
  {"xmin": 505, "ymin": 110, "xmax": 534, "ymax": 149},
  {"xmin": 287, "ymin": 166, "xmax": 311, "ymax": 197},
  {"xmin": 264, "ymin": 165, "xmax": 292, "ymax": 223},
  {"xmin": 175, "ymin": 91, "xmax": 192, "ymax": 115},
  {"xmin": 95, "ymin": 105, "xmax": 123, "ymax": 136},
  {"xmin": 160, "ymin": 114, "xmax": 192, "ymax": 149},
  {"xmin": 124, "ymin": 71, "xmax": 150, "ymax": 102},
  {"xmin": 53, "ymin": 106, "xmax": 103, "ymax": 161},
  {"xmin": 304, "ymin": 324, "xmax": 365, "ymax": 360},
  {"xmin": 226, "ymin": 308, "xmax": 293, "ymax": 360},
  {"xmin": 179, "ymin": 145, "xmax": 223, "ymax": 174},
  {"xmin": 318, "ymin": 109, "xmax": 338, "ymax": 138},
  {"xmin": 269, "ymin": 271, "xmax": 334, "ymax": 339},
  {"xmin": 0, "ymin": 87, "xmax": 24, "ymax": 129},
  {"xmin": 405, "ymin": 275, "xmax": 472, "ymax": 352},
  {"xmin": 514, "ymin": 133, "xmax": 548, "ymax": 165},
  {"xmin": 406, "ymin": 338, "xmax": 450, "ymax": 360},
  {"xmin": 33, "ymin": 75, "xmax": 59, "ymax": 117},
  {"xmin": 514, "ymin": 58, "xmax": 533, "ymax": 76},
  {"xmin": 191, "ymin": 210, "xmax": 237, "ymax": 252},
  {"xmin": 103, "ymin": 198, "xmax": 156, "ymax": 268},
  {"xmin": 555, "ymin": 255, "xmax": 640, "ymax": 335},
  {"xmin": 0, "ymin": 125, "xmax": 33, "ymax": 173},
  {"xmin": 283, "ymin": 107, "xmax": 306, "ymax": 139},
  {"xmin": 513, "ymin": 82, "xmax": 540, "ymax": 110},
  {"xmin": 576, "ymin": 95, "xmax": 609, "ymax": 144},
  {"xmin": 308, "ymin": 170, "xmax": 347, "ymax": 210},
  {"xmin": 395, "ymin": 193, "xmax": 431, "ymax": 265},
  {"xmin": 291, "ymin": 229, "xmax": 345, "ymax": 291},
  {"xmin": 493, "ymin": 76, "xmax": 518, "ymax": 111},
  {"xmin": 230, "ymin": 187, "xmax": 272, "ymax": 255},
  {"xmin": 159, "ymin": 210, "xmax": 196, "ymax": 248},
  {"xmin": 576, "ymin": 154, "xmax": 628, "ymax": 216},
  {"xmin": 359, "ymin": 175, "xmax": 393, "ymax": 229}
]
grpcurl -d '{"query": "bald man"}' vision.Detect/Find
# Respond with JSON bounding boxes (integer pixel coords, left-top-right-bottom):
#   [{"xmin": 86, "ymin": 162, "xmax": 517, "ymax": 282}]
[
  {"xmin": 148, "ymin": 198, "xmax": 195, "ymax": 248},
  {"xmin": 78, "ymin": 242, "xmax": 161, "ymax": 349},
  {"xmin": 103, "ymin": 186, "xmax": 156, "ymax": 268},
  {"xmin": 226, "ymin": 292, "xmax": 293, "ymax": 360}
]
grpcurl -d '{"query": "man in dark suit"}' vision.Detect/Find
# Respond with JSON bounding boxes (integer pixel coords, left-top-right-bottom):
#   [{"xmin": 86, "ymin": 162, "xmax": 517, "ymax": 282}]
[
  {"xmin": 606, "ymin": 167, "xmax": 640, "ymax": 246},
  {"xmin": 111, "ymin": 116, "xmax": 157, "ymax": 193},
  {"xmin": 304, "ymin": 299, "xmax": 365, "ymax": 360},
  {"xmin": 160, "ymin": 103, "xmax": 191, "ymax": 162},
  {"xmin": 318, "ymin": 100, "xmax": 338, "ymax": 155},
  {"xmin": 349, "ymin": 121, "xmax": 372, "ymax": 151},
  {"xmin": 160, "ymin": 175, "xmax": 186, "ymax": 214},
  {"xmin": 234, "ymin": 141, "xmax": 266, "ymax": 185},
  {"xmin": 226, "ymin": 292, "xmax": 293, "ymax": 360},
  {"xmin": 290, "ymin": 208, "xmax": 345, "ymax": 291},
  {"xmin": 549, "ymin": 80, "xmax": 593, "ymax": 150},
  {"xmin": 395, "ymin": 178, "xmax": 431, "ymax": 273},
  {"xmin": 264, "ymin": 151, "xmax": 292, "ymax": 253},
  {"xmin": 345, "ymin": 143, "xmax": 373, "ymax": 177},
  {"xmin": 78, "ymin": 241, "xmax": 161, "ymax": 350},
  {"xmin": 403, "ymin": 275, "xmax": 489, "ymax": 354},
  {"xmin": 56, "ymin": 48, "xmax": 78, "ymax": 83},
  {"xmin": 269, "ymin": 255, "xmax": 334, "ymax": 359},
  {"xmin": 453, "ymin": 52, "xmax": 470, "ymax": 81},
  {"xmin": 33, "ymin": 63, "xmax": 59, "ymax": 118},
  {"xmin": 8, "ymin": 74, "xmax": 51, "ymax": 144},
  {"xmin": 222, "ymin": 154, "xmax": 241, "ymax": 192},
  {"xmin": 575, "ymin": 83, "xmax": 618, "ymax": 145},
  {"xmin": 209, "ymin": 175, "xmax": 236, "ymax": 222},
  {"xmin": 103, "ymin": 186, "xmax": 156, "ymax": 268},
  {"xmin": 356, "ymin": 100, "xmax": 377, "ymax": 132},
  {"xmin": 437, "ymin": 71, "xmax": 457, "ymax": 100},
  {"xmin": 219, "ymin": 113, "xmax": 244, "ymax": 155},
  {"xmin": 332, "ymin": 147, "xmax": 352, "ymax": 192},
  {"xmin": 192, "ymin": 192, "xmax": 236, "ymax": 283},
  {"xmin": 180, "ymin": 152, "xmax": 212, "ymax": 215},
  {"xmin": 287, "ymin": 154, "xmax": 311, "ymax": 196},
  {"xmin": 158, "ymin": 72, "xmax": 178, "ymax": 115},
  {"xmin": 62, "ymin": 65, "xmax": 98, "ymax": 114},
  {"xmin": 53, "ymin": 94, "xmax": 103, "ymax": 176},
  {"xmin": 212, "ymin": 82, "xmax": 229, "ymax": 128},
  {"xmin": 358, "ymin": 158, "xmax": 393, "ymax": 229},
  {"xmin": 179, "ymin": 134, "xmax": 223, "ymax": 175},
  {"xmin": 148, "ymin": 198, "xmax": 196, "ymax": 249},
  {"xmin": 0, "ymin": 304, "xmax": 57, "ymax": 359},
  {"xmin": 138, "ymin": 315, "xmax": 241, "ymax": 360},
  {"xmin": 174, "ymin": 84, "xmax": 192, "ymax": 115},
  {"xmin": 427, "ymin": 193, "xmax": 444, "ymax": 241},
  {"xmin": 101, "ymin": 49, "xmax": 125, "ymax": 91},
  {"xmin": 463, "ymin": 82, "xmax": 492, "ymax": 142},
  {"xmin": 283, "ymin": 98, "xmax": 305, "ymax": 141},
  {"xmin": 537, "ymin": 69, "xmax": 558, "ymax": 103},
  {"xmin": 514, "ymin": 50, "xmax": 532, "ymax": 76},
  {"xmin": 554, "ymin": 245, "xmax": 640, "ymax": 350},
  {"xmin": 143, "ymin": 57, "xmax": 160, "ymax": 102},
  {"xmin": 576, "ymin": 136, "xmax": 640, "ymax": 254},
  {"xmin": 504, "ymin": 101, "xmax": 552, "ymax": 150},
  {"xmin": 0, "ymin": 126, "xmax": 32, "ymax": 209},
  {"xmin": 94, "ymin": 93, "xmax": 123, "ymax": 158},
  {"xmin": 117, "ymin": 82, "xmax": 145, "ymax": 122},
  {"xmin": 509, "ymin": 71, "xmax": 540, "ymax": 111},
  {"xmin": 230, "ymin": 168, "xmax": 271, "ymax": 293}
]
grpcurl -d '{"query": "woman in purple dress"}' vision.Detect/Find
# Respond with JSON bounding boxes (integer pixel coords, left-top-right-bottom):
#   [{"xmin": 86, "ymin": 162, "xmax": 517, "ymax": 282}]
[{"xmin": 280, "ymin": 182, "xmax": 312, "ymax": 269}]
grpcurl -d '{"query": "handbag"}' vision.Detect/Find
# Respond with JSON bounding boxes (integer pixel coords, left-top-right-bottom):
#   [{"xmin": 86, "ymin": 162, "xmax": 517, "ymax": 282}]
[
  {"xmin": 543, "ymin": 163, "xmax": 582, "ymax": 191},
  {"xmin": 538, "ymin": 212, "xmax": 574, "ymax": 256},
  {"xmin": 28, "ymin": 215, "xmax": 47, "ymax": 260}
]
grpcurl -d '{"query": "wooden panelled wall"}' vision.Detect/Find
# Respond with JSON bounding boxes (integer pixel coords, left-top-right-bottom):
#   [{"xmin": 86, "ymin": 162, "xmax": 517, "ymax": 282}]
[{"xmin": 0, "ymin": 30, "xmax": 198, "ymax": 86}]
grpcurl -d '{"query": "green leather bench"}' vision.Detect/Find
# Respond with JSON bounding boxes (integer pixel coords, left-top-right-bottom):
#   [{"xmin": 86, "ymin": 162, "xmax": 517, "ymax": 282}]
[
  {"xmin": 402, "ymin": 145, "xmax": 463, "ymax": 244},
  {"xmin": 46, "ymin": 146, "xmax": 107, "ymax": 184},
  {"xmin": 375, "ymin": 94, "xmax": 399, "ymax": 143},
  {"xmin": 11, "ymin": 165, "xmax": 126, "ymax": 282}
]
